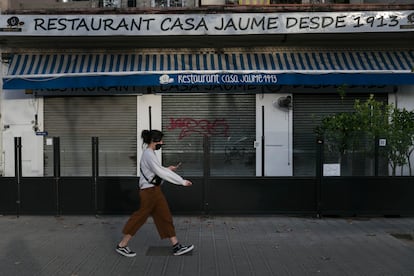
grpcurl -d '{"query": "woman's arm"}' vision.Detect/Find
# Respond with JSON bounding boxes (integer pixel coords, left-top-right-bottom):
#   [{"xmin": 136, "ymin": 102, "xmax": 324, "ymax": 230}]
[{"xmin": 146, "ymin": 152, "xmax": 187, "ymax": 186}]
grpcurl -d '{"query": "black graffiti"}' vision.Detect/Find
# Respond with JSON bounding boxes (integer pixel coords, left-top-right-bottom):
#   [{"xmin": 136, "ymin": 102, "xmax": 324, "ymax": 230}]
[{"xmin": 224, "ymin": 137, "xmax": 249, "ymax": 163}]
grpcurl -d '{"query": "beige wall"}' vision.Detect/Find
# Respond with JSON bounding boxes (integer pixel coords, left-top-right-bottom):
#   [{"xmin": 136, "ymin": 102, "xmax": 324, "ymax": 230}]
[
  {"xmin": 0, "ymin": 0, "xmax": 9, "ymax": 12},
  {"xmin": 5, "ymin": 0, "xmax": 92, "ymax": 10},
  {"xmin": 0, "ymin": 0, "xmax": 410, "ymax": 12},
  {"xmin": 0, "ymin": 0, "xmax": 193, "ymax": 10}
]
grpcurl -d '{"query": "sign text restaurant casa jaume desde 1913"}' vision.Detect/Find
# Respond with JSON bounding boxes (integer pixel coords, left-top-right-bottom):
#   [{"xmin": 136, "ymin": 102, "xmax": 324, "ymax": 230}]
[
  {"xmin": 1, "ymin": 11, "xmax": 414, "ymax": 36},
  {"xmin": 2, "ymin": 11, "xmax": 414, "ymax": 89}
]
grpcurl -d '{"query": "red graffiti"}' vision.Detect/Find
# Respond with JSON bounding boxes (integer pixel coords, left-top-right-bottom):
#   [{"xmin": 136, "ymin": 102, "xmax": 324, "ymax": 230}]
[{"xmin": 167, "ymin": 118, "xmax": 229, "ymax": 139}]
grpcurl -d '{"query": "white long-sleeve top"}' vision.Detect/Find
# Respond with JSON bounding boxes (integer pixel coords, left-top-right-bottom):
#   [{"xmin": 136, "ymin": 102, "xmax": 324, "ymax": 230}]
[{"xmin": 139, "ymin": 147, "xmax": 186, "ymax": 189}]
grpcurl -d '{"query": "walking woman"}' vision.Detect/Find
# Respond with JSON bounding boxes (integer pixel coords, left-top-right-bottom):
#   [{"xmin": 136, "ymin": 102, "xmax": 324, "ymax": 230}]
[{"xmin": 116, "ymin": 129, "xmax": 194, "ymax": 257}]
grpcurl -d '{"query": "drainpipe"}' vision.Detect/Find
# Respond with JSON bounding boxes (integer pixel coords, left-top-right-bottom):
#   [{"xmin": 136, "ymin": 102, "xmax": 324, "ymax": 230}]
[
  {"xmin": 203, "ymin": 135, "xmax": 210, "ymax": 214},
  {"xmin": 316, "ymin": 138, "xmax": 324, "ymax": 218},
  {"xmin": 261, "ymin": 105, "xmax": 265, "ymax": 177},
  {"xmin": 53, "ymin": 137, "xmax": 60, "ymax": 216},
  {"xmin": 14, "ymin": 137, "xmax": 22, "ymax": 217},
  {"xmin": 92, "ymin": 137, "xmax": 99, "ymax": 215}
]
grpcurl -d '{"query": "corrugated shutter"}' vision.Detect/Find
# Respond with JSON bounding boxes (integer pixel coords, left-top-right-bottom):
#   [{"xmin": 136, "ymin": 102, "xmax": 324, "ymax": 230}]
[
  {"xmin": 44, "ymin": 96, "xmax": 137, "ymax": 176},
  {"xmin": 293, "ymin": 93, "xmax": 387, "ymax": 176},
  {"xmin": 162, "ymin": 94, "xmax": 256, "ymax": 176}
]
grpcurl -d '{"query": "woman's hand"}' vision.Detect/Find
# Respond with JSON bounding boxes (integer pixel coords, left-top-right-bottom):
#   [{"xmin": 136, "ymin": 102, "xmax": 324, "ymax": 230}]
[
  {"xmin": 168, "ymin": 162, "xmax": 181, "ymax": 171},
  {"xmin": 183, "ymin": 180, "xmax": 192, "ymax": 186}
]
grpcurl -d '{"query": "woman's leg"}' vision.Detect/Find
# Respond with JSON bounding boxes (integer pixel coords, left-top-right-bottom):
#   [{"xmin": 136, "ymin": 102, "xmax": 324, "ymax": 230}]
[
  {"xmin": 151, "ymin": 188, "xmax": 177, "ymax": 240},
  {"xmin": 151, "ymin": 187, "xmax": 194, "ymax": 256},
  {"xmin": 169, "ymin": 236, "xmax": 178, "ymax": 246},
  {"xmin": 119, "ymin": 188, "xmax": 156, "ymax": 246},
  {"xmin": 118, "ymin": 234, "xmax": 133, "ymax": 247}
]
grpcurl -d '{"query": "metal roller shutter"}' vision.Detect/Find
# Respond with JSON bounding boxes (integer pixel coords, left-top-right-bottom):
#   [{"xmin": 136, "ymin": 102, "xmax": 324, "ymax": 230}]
[
  {"xmin": 293, "ymin": 93, "xmax": 388, "ymax": 176},
  {"xmin": 162, "ymin": 94, "xmax": 256, "ymax": 176},
  {"xmin": 44, "ymin": 96, "xmax": 137, "ymax": 176}
]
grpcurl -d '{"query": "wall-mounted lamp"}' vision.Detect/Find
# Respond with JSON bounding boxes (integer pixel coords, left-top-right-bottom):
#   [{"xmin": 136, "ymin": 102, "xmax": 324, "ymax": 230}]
[
  {"xmin": 1, "ymin": 53, "xmax": 12, "ymax": 64},
  {"xmin": 273, "ymin": 96, "xmax": 292, "ymax": 109}
]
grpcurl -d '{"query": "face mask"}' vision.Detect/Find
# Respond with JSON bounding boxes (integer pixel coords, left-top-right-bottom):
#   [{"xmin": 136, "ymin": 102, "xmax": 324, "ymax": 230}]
[{"xmin": 155, "ymin": 143, "xmax": 163, "ymax": 150}]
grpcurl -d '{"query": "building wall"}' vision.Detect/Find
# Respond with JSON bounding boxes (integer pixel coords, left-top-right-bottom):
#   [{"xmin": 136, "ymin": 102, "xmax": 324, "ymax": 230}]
[
  {"xmin": 0, "ymin": 0, "xmax": 7, "ymax": 11},
  {"xmin": 1, "ymin": 86, "xmax": 414, "ymax": 177},
  {"xmin": 6, "ymin": 0, "xmax": 92, "ymax": 10},
  {"xmin": 0, "ymin": 0, "xmax": 198, "ymax": 10},
  {"xmin": 363, "ymin": 0, "xmax": 413, "ymax": 3},
  {"xmin": 0, "ymin": 89, "xmax": 44, "ymax": 176},
  {"xmin": 137, "ymin": 94, "xmax": 162, "ymax": 175},
  {"xmin": 1, "ymin": 0, "xmax": 410, "ymax": 11},
  {"xmin": 0, "ymin": 5, "xmax": 413, "ymax": 177},
  {"xmin": 0, "ymin": 88, "xmax": 295, "ymax": 177},
  {"xmin": 256, "ymin": 94, "xmax": 293, "ymax": 176}
]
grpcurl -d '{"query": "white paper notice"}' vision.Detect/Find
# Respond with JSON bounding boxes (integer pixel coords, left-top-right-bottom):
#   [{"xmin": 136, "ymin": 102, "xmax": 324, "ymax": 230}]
[{"xmin": 323, "ymin": 163, "xmax": 340, "ymax": 176}]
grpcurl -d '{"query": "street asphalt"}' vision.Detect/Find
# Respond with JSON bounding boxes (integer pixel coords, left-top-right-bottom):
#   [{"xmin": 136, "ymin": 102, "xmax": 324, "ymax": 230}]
[{"xmin": 0, "ymin": 215, "xmax": 413, "ymax": 276}]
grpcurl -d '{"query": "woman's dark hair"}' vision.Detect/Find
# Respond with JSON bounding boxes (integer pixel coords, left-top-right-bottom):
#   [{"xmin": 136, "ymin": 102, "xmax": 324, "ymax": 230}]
[{"xmin": 141, "ymin": 129, "xmax": 163, "ymax": 144}]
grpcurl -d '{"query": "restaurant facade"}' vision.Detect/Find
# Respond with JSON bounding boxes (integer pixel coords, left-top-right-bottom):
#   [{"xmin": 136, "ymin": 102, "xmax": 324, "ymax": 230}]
[{"xmin": 1, "ymin": 3, "xmax": 414, "ymax": 216}]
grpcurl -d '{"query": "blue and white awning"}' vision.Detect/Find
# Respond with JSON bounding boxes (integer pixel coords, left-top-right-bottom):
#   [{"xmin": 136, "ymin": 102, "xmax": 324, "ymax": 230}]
[{"xmin": 3, "ymin": 50, "xmax": 414, "ymax": 89}]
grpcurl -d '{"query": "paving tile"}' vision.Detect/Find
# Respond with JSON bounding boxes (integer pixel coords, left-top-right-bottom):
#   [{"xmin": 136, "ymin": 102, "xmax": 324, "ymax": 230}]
[{"xmin": 0, "ymin": 215, "xmax": 414, "ymax": 276}]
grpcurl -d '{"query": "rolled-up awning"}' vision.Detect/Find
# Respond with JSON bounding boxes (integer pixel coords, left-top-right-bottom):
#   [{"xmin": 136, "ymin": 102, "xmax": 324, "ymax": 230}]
[{"xmin": 3, "ymin": 49, "xmax": 414, "ymax": 89}]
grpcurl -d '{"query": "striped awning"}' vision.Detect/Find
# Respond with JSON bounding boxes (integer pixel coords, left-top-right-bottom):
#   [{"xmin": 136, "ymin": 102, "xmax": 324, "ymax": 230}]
[{"xmin": 3, "ymin": 50, "xmax": 414, "ymax": 89}]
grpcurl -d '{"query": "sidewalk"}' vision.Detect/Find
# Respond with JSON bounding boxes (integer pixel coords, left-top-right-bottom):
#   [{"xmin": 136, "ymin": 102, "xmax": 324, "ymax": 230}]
[{"xmin": 0, "ymin": 215, "xmax": 413, "ymax": 276}]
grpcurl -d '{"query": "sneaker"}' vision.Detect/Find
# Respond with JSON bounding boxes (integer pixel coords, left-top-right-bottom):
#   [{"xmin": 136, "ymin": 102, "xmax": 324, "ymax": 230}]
[
  {"xmin": 173, "ymin": 243, "xmax": 194, "ymax": 256},
  {"xmin": 116, "ymin": 245, "xmax": 136, "ymax": 257}
]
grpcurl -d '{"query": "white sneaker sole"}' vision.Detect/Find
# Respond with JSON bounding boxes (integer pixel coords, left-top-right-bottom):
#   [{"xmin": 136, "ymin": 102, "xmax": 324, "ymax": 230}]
[
  {"xmin": 173, "ymin": 245, "xmax": 194, "ymax": 256},
  {"xmin": 116, "ymin": 248, "xmax": 136, "ymax": 257}
]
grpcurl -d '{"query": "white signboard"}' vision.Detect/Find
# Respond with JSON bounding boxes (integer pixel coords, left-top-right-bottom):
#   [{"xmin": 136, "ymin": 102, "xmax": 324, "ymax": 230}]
[
  {"xmin": 323, "ymin": 163, "xmax": 341, "ymax": 177},
  {"xmin": 0, "ymin": 10, "xmax": 413, "ymax": 36}
]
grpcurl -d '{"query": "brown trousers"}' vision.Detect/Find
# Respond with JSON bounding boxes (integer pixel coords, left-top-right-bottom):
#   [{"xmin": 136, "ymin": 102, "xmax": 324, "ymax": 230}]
[{"xmin": 122, "ymin": 186, "xmax": 176, "ymax": 239}]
